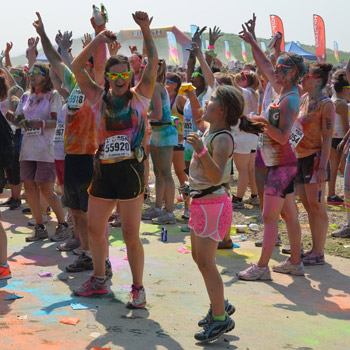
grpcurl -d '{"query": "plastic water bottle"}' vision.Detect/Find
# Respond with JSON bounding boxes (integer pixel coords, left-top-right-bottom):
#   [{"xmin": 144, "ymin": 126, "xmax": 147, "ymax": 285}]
[
  {"xmin": 92, "ymin": 5, "xmax": 105, "ymax": 26},
  {"xmin": 161, "ymin": 227, "xmax": 167, "ymax": 242}
]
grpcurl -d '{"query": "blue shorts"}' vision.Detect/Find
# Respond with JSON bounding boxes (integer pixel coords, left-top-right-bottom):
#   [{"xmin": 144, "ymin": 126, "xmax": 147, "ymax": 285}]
[{"xmin": 150, "ymin": 125, "xmax": 178, "ymax": 147}]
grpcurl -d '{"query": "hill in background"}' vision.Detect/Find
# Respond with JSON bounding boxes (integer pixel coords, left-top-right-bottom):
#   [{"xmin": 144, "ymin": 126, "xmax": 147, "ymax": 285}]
[{"xmin": 10, "ymin": 31, "xmax": 348, "ymax": 67}]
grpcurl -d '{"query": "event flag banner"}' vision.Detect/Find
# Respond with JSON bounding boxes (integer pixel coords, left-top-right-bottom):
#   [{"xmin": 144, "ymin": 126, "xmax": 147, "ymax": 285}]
[
  {"xmin": 313, "ymin": 14, "xmax": 326, "ymax": 62},
  {"xmin": 334, "ymin": 41, "xmax": 339, "ymax": 62},
  {"xmin": 260, "ymin": 41, "xmax": 267, "ymax": 52},
  {"xmin": 166, "ymin": 31, "xmax": 180, "ymax": 65},
  {"xmin": 224, "ymin": 41, "xmax": 231, "ymax": 61},
  {"xmin": 269, "ymin": 15, "xmax": 285, "ymax": 51},
  {"xmin": 241, "ymin": 41, "xmax": 248, "ymax": 62}
]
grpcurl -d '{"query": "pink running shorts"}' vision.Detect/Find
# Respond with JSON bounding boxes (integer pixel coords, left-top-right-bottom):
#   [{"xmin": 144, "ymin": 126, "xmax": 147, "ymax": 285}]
[{"xmin": 189, "ymin": 194, "xmax": 232, "ymax": 242}]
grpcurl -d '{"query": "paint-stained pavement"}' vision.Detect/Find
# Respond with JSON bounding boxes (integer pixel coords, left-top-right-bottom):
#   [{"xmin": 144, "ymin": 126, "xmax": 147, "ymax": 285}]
[{"xmin": 1, "ymin": 193, "xmax": 350, "ymax": 350}]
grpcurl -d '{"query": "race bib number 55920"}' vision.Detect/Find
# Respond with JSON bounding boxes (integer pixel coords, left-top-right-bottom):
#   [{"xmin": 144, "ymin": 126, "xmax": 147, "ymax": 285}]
[{"xmin": 101, "ymin": 135, "xmax": 131, "ymax": 159}]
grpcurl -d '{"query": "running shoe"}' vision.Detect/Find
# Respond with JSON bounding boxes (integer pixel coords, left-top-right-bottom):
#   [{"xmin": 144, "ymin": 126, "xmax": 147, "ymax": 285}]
[
  {"xmin": 237, "ymin": 263, "xmax": 272, "ymax": 281},
  {"xmin": 25, "ymin": 225, "xmax": 48, "ymax": 242},
  {"xmin": 22, "ymin": 207, "xmax": 31, "ymax": 214},
  {"xmin": 244, "ymin": 196, "xmax": 260, "ymax": 206},
  {"xmin": 73, "ymin": 246, "xmax": 84, "ymax": 255},
  {"xmin": 28, "ymin": 215, "xmax": 49, "ymax": 227},
  {"xmin": 142, "ymin": 206, "xmax": 162, "ymax": 220},
  {"xmin": 217, "ymin": 239, "xmax": 234, "ymax": 249},
  {"xmin": 105, "ymin": 258, "xmax": 113, "ymax": 280},
  {"xmin": 272, "ymin": 258, "xmax": 305, "ymax": 276},
  {"xmin": 152, "ymin": 212, "xmax": 176, "ymax": 225},
  {"xmin": 182, "ymin": 207, "xmax": 190, "ymax": 220},
  {"xmin": 126, "ymin": 284, "xmax": 146, "ymax": 309},
  {"xmin": 0, "ymin": 265, "xmax": 12, "ymax": 280},
  {"xmin": 194, "ymin": 314, "xmax": 235, "ymax": 343},
  {"xmin": 281, "ymin": 242, "xmax": 304, "ymax": 254},
  {"xmin": 332, "ymin": 225, "xmax": 350, "ymax": 238},
  {"xmin": 66, "ymin": 253, "xmax": 93, "ymax": 272},
  {"xmin": 302, "ymin": 254, "xmax": 325, "ymax": 266},
  {"xmin": 232, "ymin": 201, "xmax": 244, "ymax": 209},
  {"xmin": 56, "ymin": 237, "xmax": 81, "ymax": 251},
  {"xmin": 198, "ymin": 300, "xmax": 236, "ymax": 327},
  {"xmin": 181, "ymin": 225, "xmax": 191, "ymax": 232},
  {"xmin": 327, "ymin": 195, "xmax": 344, "ymax": 205},
  {"xmin": 255, "ymin": 234, "xmax": 282, "ymax": 247},
  {"xmin": 50, "ymin": 223, "xmax": 70, "ymax": 242},
  {"xmin": 74, "ymin": 275, "xmax": 108, "ymax": 297},
  {"xmin": 9, "ymin": 199, "xmax": 21, "ymax": 210},
  {"xmin": 0, "ymin": 197, "xmax": 14, "ymax": 207}
]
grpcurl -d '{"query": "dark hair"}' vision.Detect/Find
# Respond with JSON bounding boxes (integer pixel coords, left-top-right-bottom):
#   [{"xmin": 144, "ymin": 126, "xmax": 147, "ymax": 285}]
[
  {"xmin": 0, "ymin": 69, "xmax": 9, "ymax": 102},
  {"xmin": 309, "ymin": 62, "xmax": 333, "ymax": 88},
  {"xmin": 279, "ymin": 52, "xmax": 307, "ymax": 81},
  {"xmin": 214, "ymin": 72, "xmax": 233, "ymax": 86},
  {"xmin": 31, "ymin": 62, "xmax": 53, "ymax": 93},
  {"xmin": 11, "ymin": 66, "xmax": 27, "ymax": 91},
  {"xmin": 166, "ymin": 72, "xmax": 182, "ymax": 94},
  {"xmin": 333, "ymin": 69, "xmax": 349, "ymax": 93},
  {"xmin": 103, "ymin": 55, "xmax": 132, "ymax": 107},
  {"xmin": 243, "ymin": 63, "xmax": 257, "ymax": 72},
  {"xmin": 157, "ymin": 59, "xmax": 167, "ymax": 84},
  {"xmin": 215, "ymin": 85, "xmax": 265, "ymax": 134}
]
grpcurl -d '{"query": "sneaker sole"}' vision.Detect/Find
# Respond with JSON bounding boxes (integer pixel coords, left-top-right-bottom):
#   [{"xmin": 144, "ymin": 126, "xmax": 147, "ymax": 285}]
[
  {"xmin": 237, "ymin": 273, "xmax": 272, "ymax": 281},
  {"xmin": 196, "ymin": 319, "xmax": 235, "ymax": 343},
  {"xmin": 25, "ymin": 235, "xmax": 48, "ymax": 242},
  {"xmin": 272, "ymin": 268, "xmax": 305, "ymax": 276},
  {"xmin": 56, "ymin": 244, "xmax": 81, "ymax": 251},
  {"xmin": 0, "ymin": 275, "xmax": 12, "ymax": 280},
  {"xmin": 66, "ymin": 266, "xmax": 94, "ymax": 272},
  {"xmin": 74, "ymin": 289, "xmax": 108, "ymax": 297}
]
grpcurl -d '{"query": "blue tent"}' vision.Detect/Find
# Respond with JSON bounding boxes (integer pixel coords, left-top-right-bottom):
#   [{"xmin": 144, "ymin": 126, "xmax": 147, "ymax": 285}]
[{"xmin": 285, "ymin": 41, "xmax": 317, "ymax": 61}]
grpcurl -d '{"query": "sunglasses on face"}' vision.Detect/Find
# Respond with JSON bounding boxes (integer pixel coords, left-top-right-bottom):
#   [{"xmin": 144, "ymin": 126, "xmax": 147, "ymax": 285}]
[
  {"xmin": 192, "ymin": 72, "xmax": 204, "ymax": 78},
  {"xmin": 275, "ymin": 64, "xmax": 293, "ymax": 72},
  {"xmin": 130, "ymin": 55, "xmax": 142, "ymax": 62},
  {"xmin": 166, "ymin": 79, "xmax": 176, "ymax": 84},
  {"xmin": 305, "ymin": 74, "xmax": 320, "ymax": 80},
  {"xmin": 28, "ymin": 69, "xmax": 46, "ymax": 76},
  {"xmin": 106, "ymin": 71, "xmax": 132, "ymax": 80}
]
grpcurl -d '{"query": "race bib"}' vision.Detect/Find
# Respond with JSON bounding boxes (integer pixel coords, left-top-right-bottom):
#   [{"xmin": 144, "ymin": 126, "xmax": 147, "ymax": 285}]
[
  {"xmin": 101, "ymin": 135, "xmax": 131, "ymax": 159},
  {"xmin": 67, "ymin": 87, "xmax": 85, "ymax": 109},
  {"xmin": 289, "ymin": 125, "xmax": 304, "ymax": 148},
  {"xmin": 183, "ymin": 117, "xmax": 193, "ymax": 134},
  {"xmin": 25, "ymin": 128, "xmax": 41, "ymax": 136},
  {"xmin": 54, "ymin": 123, "xmax": 65, "ymax": 142}
]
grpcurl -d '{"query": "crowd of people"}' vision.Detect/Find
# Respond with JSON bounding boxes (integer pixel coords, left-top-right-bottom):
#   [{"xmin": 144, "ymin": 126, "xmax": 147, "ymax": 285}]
[{"xmin": 0, "ymin": 9, "xmax": 349, "ymax": 344}]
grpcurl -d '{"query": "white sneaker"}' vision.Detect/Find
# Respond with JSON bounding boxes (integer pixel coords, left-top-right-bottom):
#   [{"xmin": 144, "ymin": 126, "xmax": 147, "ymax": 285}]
[
  {"xmin": 272, "ymin": 258, "xmax": 305, "ymax": 276},
  {"xmin": 237, "ymin": 263, "xmax": 272, "ymax": 281},
  {"xmin": 28, "ymin": 215, "xmax": 49, "ymax": 226},
  {"xmin": 142, "ymin": 206, "xmax": 162, "ymax": 220},
  {"xmin": 152, "ymin": 212, "xmax": 176, "ymax": 225},
  {"xmin": 244, "ymin": 196, "xmax": 260, "ymax": 206}
]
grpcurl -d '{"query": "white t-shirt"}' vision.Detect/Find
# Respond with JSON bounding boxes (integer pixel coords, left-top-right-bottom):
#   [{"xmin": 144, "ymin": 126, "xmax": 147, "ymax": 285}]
[{"xmin": 16, "ymin": 90, "xmax": 62, "ymax": 162}]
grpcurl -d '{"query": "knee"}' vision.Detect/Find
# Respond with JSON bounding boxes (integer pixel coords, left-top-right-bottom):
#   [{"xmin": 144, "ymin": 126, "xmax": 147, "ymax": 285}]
[
  {"xmin": 307, "ymin": 200, "xmax": 324, "ymax": 214},
  {"xmin": 262, "ymin": 212, "xmax": 278, "ymax": 225},
  {"xmin": 123, "ymin": 227, "xmax": 141, "ymax": 248}
]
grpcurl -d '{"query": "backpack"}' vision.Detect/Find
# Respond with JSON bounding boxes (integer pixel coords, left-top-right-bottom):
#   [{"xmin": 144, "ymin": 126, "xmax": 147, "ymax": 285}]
[{"xmin": 0, "ymin": 111, "xmax": 15, "ymax": 168}]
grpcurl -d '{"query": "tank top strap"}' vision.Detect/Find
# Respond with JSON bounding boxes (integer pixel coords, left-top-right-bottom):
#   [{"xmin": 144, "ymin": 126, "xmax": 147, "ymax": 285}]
[{"xmin": 207, "ymin": 130, "xmax": 234, "ymax": 157}]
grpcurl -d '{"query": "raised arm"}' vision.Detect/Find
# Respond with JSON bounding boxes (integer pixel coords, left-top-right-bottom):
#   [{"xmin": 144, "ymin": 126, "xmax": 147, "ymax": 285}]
[
  {"xmin": 0, "ymin": 53, "xmax": 16, "ymax": 88},
  {"xmin": 192, "ymin": 42, "xmax": 215, "ymax": 89},
  {"xmin": 239, "ymin": 25, "xmax": 280, "ymax": 93},
  {"xmin": 27, "ymin": 37, "xmax": 39, "ymax": 69},
  {"xmin": 205, "ymin": 26, "xmax": 223, "ymax": 67},
  {"xmin": 33, "ymin": 12, "xmax": 66, "ymax": 82},
  {"xmin": 134, "ymin": 11, "xmax": 158, "ymax": 99},
  {"xmin": 56, "ymin": 30, "xmax": 73, "ymax": 69},
  {"xmin": 5, "ymin": 42, "xmax": 13, "ymax": 68},
  {"xmin": 186, "ymin": 90, "xmax": 208, "ymax": 132},
  {"xmin": 71, "ymin": 31, "xmax": 115, "ymax": 105}
]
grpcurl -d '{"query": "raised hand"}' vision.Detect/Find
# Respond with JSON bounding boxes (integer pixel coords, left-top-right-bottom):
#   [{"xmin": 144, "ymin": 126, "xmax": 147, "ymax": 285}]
[
  {"xmin": 192, "ymin": 26, "xmax": 206, "ymax": 47},
  {"xmin": 96, "ymin": 30, "xmax": 117, "ymax": 44},
  {"xmin": 209, "ymin": 26, "xmax": 223, "ymax": 46},
  {"xmin": 5, "ymin": 42, "xmax": 13, "ymax": 54},
  {"xmin": 33, "ymin": 12, "xmax": 45, "ymax": 37},
  {"xmin": 132, "ymin": 11, "xmax": 153, "ymax": 28},
  {"xmin": 108, "ymin": 41, "xmax": 121, "ymax": 56},
  {"xmin": 239, "ymin": 24, "xmax": 255, "ymax": 45},
  {"xmin": 28, "ymin": 37, "xmax": 39, "ymax": 53},
  {"xmin": 244, "ymin": 13, "xmax": 257, "ymax": 40},
  {"xmin": 60, "ymin": 31, "xmax": 73, "ymax": 51},
  {"xmin": 187, "ymin": 42, "xmax": 201, "ymax": 57},
  {"xmin": 129, "ymin": 45, "xmax": 137, "ymax": 54},
  {"xmin": 81, "ymin": 33, "xmax": 92, "ymax": 48}
]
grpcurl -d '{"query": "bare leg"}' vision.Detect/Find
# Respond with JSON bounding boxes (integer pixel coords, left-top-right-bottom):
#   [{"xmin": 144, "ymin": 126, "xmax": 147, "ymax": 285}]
[
  {"xmin": 39, "ymin": 182, "xmax": 65, "ymax": 223},
  {"xmin": 248, "ymin": 153, "xmax": 258, "ymax": 196},
  {"xmin": 191, "ymin": 230, "xmax": 225, "ymax": 316},
  {"xmin": 119, "ymin": 195, "xmax": 144, "ymax": 284},
  {"xmin": 71, "ymin": 209, "xmax": 89, "ymax": 249},
  {"xmin": 0, "ymin": 220, "xmax": 7, "ymax": 265},
  {"xmin": 328, "ymin": 147, "xmax": 342, "ymax": 197},
  {"xmin": 23, "ymin": 180, "xmax": 42, "ymax": 225},
  {"xmin": 233, "ymin": 153, "xmax": 250, "ymax": 198}
]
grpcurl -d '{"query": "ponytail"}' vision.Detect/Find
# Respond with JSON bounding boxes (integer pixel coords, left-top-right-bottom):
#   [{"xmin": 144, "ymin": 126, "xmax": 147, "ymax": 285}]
[{"xmin": 239, "ymin": 115, "xmax": 266, "ymax": 135}]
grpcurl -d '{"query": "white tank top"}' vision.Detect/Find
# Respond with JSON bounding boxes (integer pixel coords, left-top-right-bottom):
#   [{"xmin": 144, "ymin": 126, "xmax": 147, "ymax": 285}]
[{"xmin": 332, "ymin": 97, "xmax": 348, "ymax": 138}]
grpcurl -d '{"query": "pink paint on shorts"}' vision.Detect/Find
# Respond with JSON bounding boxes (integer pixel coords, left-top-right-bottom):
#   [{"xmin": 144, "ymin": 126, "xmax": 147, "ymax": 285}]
[{"xmin": 188, "ymin": 194, "xmax": 232, "ymax": 242}]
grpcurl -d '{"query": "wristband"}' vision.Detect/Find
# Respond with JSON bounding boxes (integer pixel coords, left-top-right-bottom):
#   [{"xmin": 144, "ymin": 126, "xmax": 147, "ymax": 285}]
[
  {"xmin": 208, "ymin": 45, "xmax": 215, "ymax": 49},
  {"xmin": 196, "ymin": 146, "xmax": 208, "ymax": 159},
  {"xmin": 41, "ymin": 120, "xmax": 45, "ymax": 129}
]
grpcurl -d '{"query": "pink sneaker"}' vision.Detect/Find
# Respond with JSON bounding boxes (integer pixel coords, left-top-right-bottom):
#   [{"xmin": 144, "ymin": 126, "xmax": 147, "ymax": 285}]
[
  {"xmin": 74, "ymin": 276, "xmax": 108, "ymax": 297},
  {"xmin": 126, "ymin": 284, "xmax": 146, "ymax": 309}
]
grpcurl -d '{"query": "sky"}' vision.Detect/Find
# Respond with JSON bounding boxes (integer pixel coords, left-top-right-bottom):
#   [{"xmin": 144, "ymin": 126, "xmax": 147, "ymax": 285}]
[{"xmin": 2, "ymin": 0, "xmax": 350, "ymax": 58}]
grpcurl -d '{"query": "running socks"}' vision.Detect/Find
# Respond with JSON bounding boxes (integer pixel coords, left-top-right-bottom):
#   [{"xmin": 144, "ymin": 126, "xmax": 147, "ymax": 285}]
[{"xmin": 212, "ymin": 313, "xmax": 226, "ymax": 322}]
